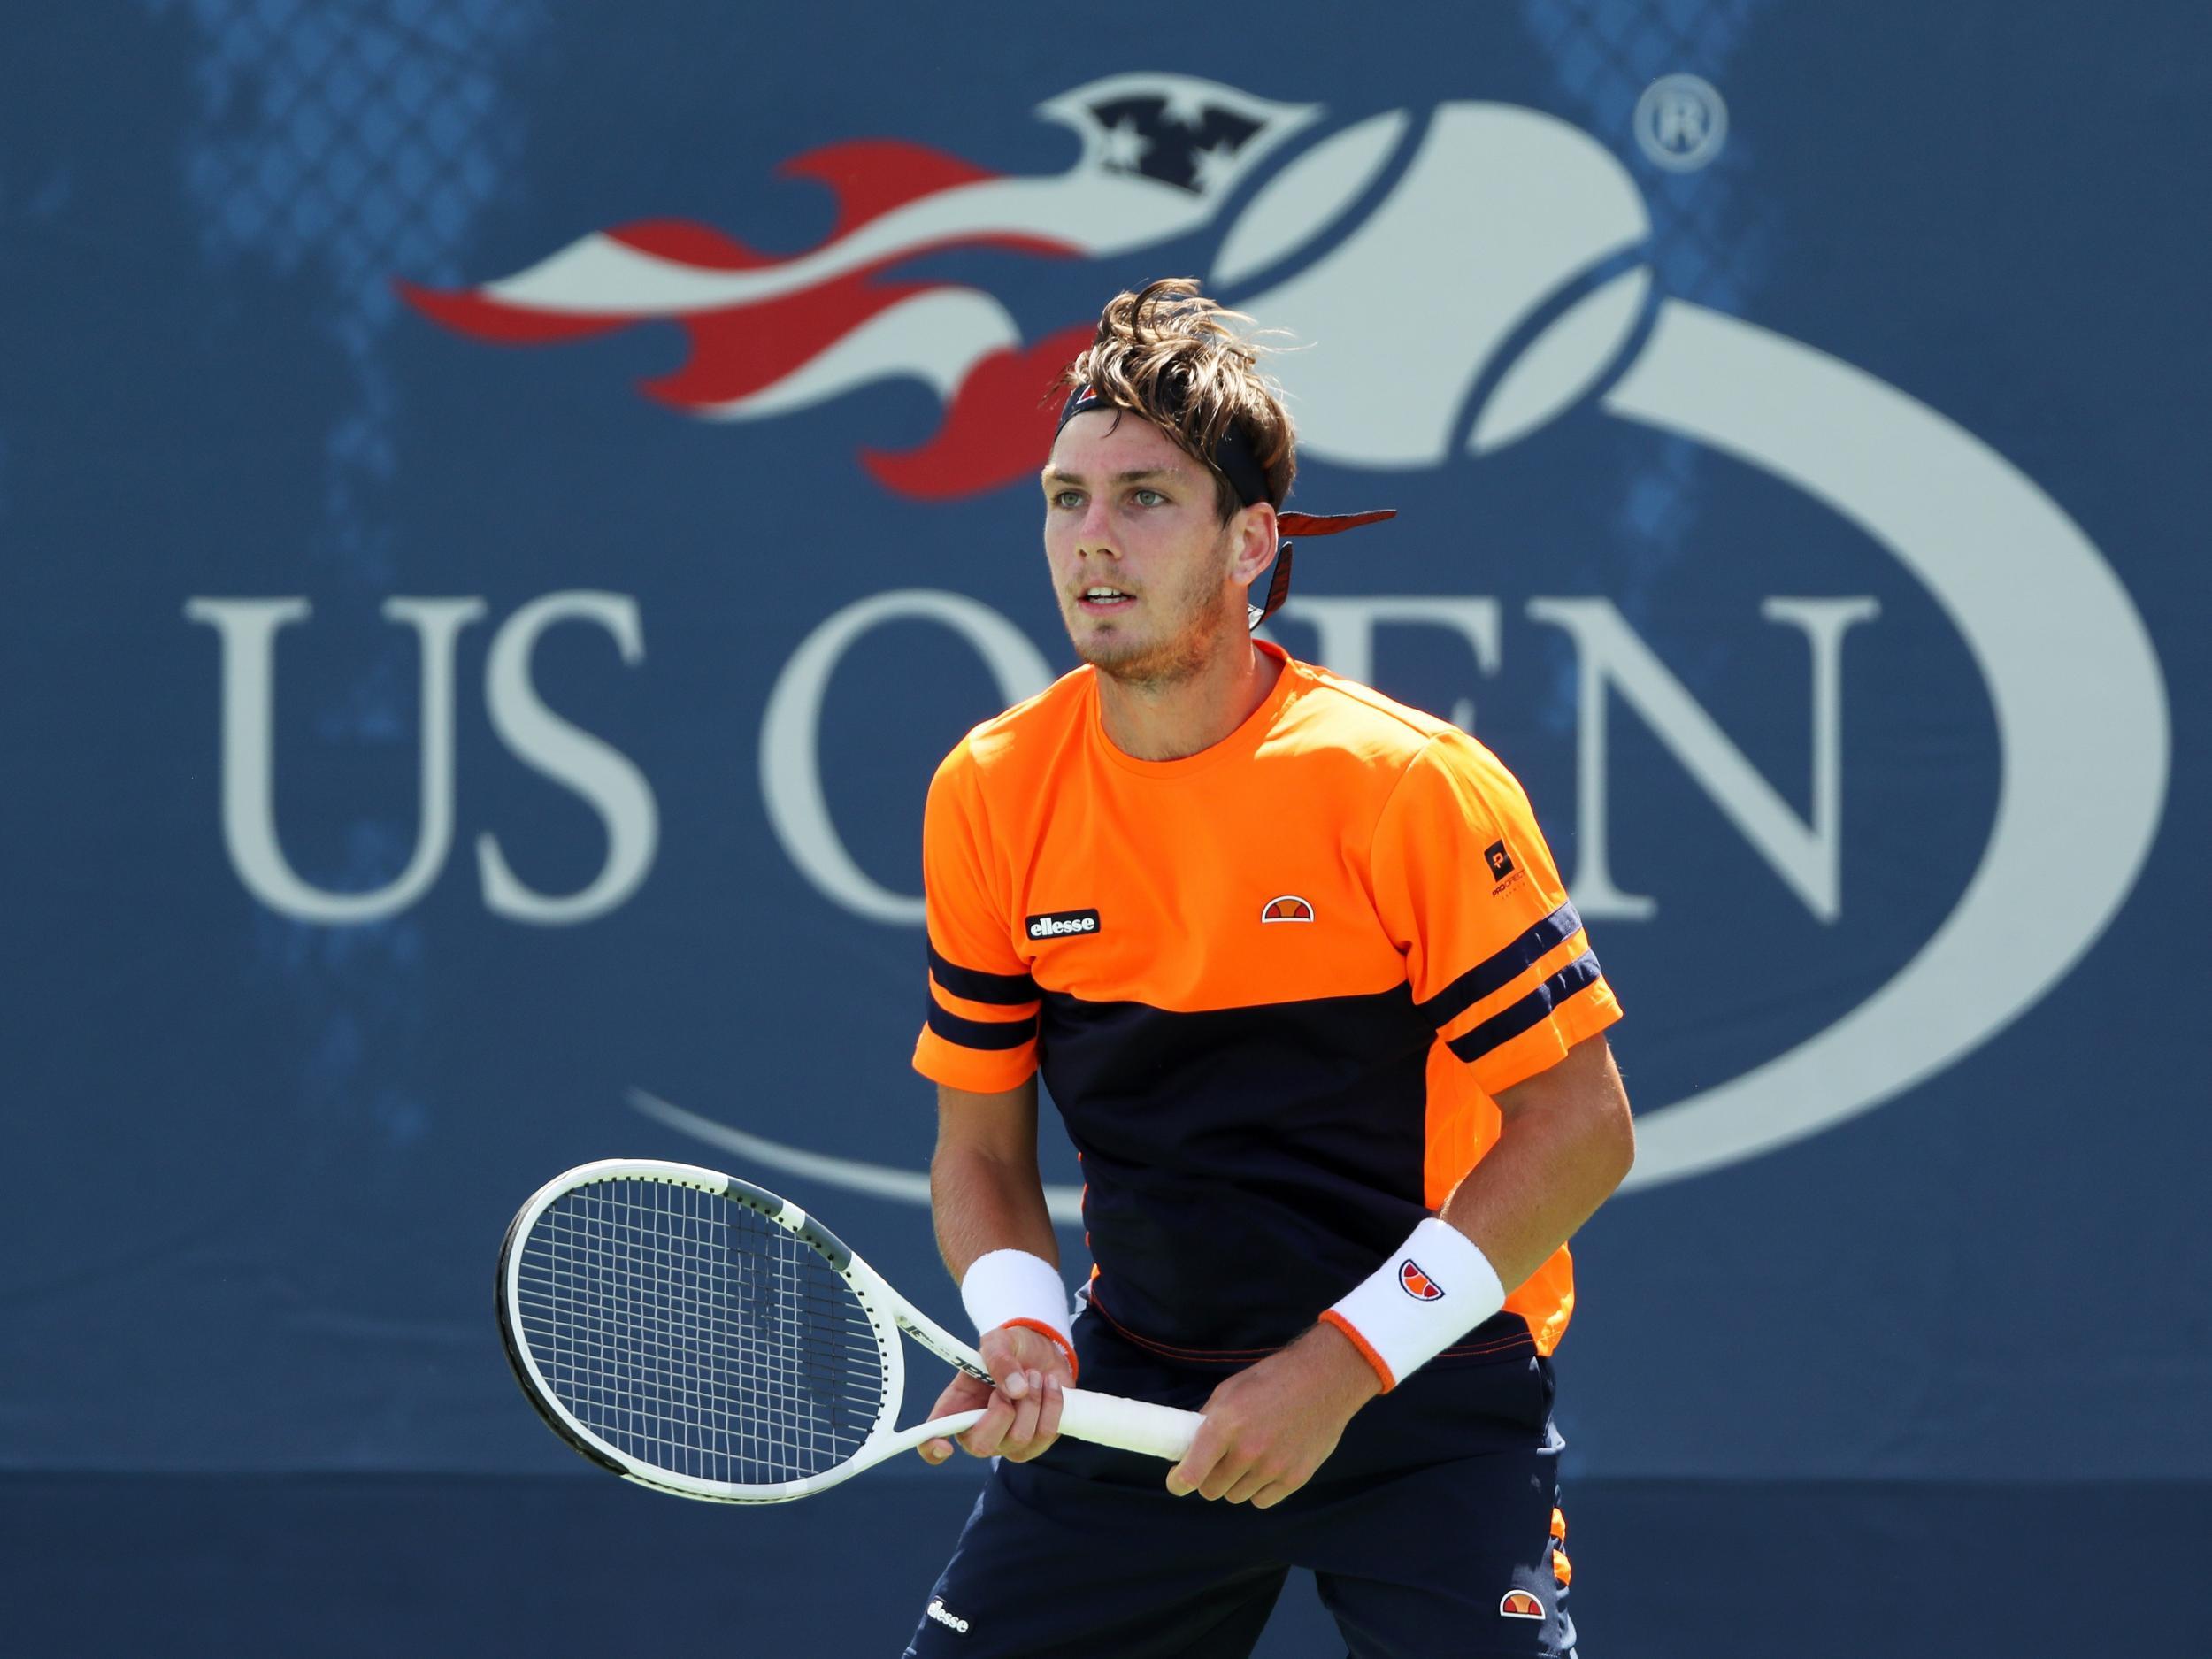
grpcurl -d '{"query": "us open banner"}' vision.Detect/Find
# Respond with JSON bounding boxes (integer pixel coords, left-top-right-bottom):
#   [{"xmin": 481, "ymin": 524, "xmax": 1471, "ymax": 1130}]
[{"xmin": 3, "ymin": 6, "xmax": 2207, "ymax": 1645}]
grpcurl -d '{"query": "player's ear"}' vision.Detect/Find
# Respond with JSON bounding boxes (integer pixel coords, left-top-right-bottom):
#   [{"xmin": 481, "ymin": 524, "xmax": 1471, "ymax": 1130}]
[{"xmin": 1229, "ymin": 502, "xmax": 1278, "ymax": 586}]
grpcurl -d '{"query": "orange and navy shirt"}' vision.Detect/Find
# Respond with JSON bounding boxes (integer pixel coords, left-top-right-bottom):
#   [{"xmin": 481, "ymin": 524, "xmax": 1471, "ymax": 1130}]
[{"xmin": 913, "ymin": 641, "xmax": 1621, "ymax": 1366}]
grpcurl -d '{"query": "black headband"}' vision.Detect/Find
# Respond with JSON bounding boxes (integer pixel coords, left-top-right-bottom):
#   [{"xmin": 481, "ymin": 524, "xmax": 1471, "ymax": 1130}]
[
  {"xmin": 1055, "ymin": 381, "xmax": 1398, "ymax": 629},
  {"xmin": 1056, "ymin": 381, "xmax": 1273, "ymax": 508}
]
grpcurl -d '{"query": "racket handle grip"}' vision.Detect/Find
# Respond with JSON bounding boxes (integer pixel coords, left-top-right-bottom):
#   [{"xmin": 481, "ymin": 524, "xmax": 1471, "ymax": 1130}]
[{"xmin": 1056, "ymin": 1386, "xmax": 1202, "ymax": 1463}]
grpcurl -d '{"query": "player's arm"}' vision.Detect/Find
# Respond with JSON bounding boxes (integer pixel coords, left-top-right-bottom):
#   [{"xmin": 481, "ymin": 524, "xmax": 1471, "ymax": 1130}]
[
  {"xmin": 931, "ymin": 1078, "xmax": 1057, "ymax": 1277},
  {"xmin": 1435, "ymin": 1030, "xmax": 1632, "ymax": 1289},
  {"xmin": 916, "ymin": 1078, "xmax": 1074, "ymax": 1467},
  {"xmin": 1165, "ymin": 1038, "xmax": 1632, "ymax": 1508}
]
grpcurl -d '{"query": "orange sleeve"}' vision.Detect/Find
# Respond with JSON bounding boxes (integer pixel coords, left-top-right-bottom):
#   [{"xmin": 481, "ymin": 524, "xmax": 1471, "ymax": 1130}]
[
  {"xmin": 1371, "ymin": 733, "xmax": 1621, "ymax": 1095},
  {"xmin": 912, "ymin": 739, "xmax": 1041, "ymax": 1094}
]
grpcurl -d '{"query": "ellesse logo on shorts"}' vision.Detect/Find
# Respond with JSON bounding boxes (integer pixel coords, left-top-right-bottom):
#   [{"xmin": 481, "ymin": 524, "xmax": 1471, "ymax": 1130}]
[{"xmin": 1026, "ymin": 908, "xmax": 1100, "ymax": 939}]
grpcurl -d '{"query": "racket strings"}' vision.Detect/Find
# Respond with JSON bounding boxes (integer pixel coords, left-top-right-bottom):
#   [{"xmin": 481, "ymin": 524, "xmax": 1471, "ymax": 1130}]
[{"xmin": 513, "ymin": 1179, "xmax": 886, "ymax": 1486}]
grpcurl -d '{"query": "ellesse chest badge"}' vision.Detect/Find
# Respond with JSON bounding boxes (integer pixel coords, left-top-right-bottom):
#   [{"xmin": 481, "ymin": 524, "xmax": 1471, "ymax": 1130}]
[{"xmin": 1026, "ymin": 908, "xmax": 1100, "ymax": 940}]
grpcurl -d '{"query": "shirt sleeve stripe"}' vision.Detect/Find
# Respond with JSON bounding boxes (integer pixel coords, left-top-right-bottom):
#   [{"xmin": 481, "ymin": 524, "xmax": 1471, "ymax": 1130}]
[
  {"xmin": 926, "ymin": 940, "xmax": 1040, "ymax": 1006},
  {"xmin": 926, "ymin": 997, "xmax": 1039, "ymax": 1052},
  {"xmin": 929, "ymin": 972, "xmax": 1040, "ymax": 1025},
  {"xmin": 1446, "ymin": 951, "xmax": 1605, "ymax": 1065},
  {"xmin": 1415, "ymin": 901, "xmax": 1585, "ymax": 1030}
]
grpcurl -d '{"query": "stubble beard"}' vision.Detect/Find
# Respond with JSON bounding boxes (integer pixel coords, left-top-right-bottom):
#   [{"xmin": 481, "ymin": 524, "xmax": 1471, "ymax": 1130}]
[
  {"xmin": 1066, "ymin": 530, "xmax": 1242, "ymax": 693},
  {"xmin": 1072, "ymin": 581, "xmax": 1240, "ymax": 694}
]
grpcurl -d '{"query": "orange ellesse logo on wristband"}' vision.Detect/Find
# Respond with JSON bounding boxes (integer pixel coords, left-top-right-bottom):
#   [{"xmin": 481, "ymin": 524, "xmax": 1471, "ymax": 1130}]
[
  {"xmin": 1500, "ymin": 1590, "xmax": 1544, "ymax": 1620},
  {"xmin": 1398, "ymin": 1259, "xmax": 1444, "ymax": 1300}
]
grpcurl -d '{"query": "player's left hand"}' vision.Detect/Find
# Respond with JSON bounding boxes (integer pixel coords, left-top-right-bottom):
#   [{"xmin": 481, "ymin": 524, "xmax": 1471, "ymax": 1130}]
[{"xmin": 1165, "ymin": 1320, "xmax": 1381, "ymax": 1508}]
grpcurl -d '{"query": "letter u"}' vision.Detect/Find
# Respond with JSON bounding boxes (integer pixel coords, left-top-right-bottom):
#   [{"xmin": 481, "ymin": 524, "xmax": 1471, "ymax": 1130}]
[{"xmin": 184, "ymin": 597, "xmax": 486, "ymax": 923}]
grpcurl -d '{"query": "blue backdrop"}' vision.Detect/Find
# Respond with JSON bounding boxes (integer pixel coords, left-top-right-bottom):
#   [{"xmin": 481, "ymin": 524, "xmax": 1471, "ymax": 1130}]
[{"xmin": 4, "ymin": 3, "xmax": 2207, "ymax": 1653}]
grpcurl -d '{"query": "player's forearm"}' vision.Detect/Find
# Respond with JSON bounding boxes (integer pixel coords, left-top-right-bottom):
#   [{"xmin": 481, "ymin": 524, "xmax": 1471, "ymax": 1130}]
[
  {"xmin": 1437, "ymin": 1034, "xmax": 1634, "ymax": 1290},
  {"xmin": 930, "ymin": 1141, "xmax": 1060, "ymax": 1281},
  {"xmin": 929, "ymin": 1086, "xmax": 1079, "ymax": 1387},
  {"xmin": 1319, "ymin": 1035, "xmax": 1631, "ymax": 1395}
]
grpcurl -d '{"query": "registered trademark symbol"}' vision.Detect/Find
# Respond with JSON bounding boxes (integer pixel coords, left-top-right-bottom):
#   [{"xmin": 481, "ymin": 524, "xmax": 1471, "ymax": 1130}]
[{"xmin": 1634, "ymin": 74, "xmax": 1728, "ymax": 172}]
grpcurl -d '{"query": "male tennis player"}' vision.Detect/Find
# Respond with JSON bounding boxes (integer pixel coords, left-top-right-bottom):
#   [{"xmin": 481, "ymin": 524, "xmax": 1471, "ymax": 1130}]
[{"xmin": 904, "ymin": 279, "xmax": 1633, "ymax": 1659}]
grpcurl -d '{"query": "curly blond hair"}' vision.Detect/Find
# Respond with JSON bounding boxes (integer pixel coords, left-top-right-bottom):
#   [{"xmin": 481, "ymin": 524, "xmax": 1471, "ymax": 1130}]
[{"xmin": 1061, "ymin": 277, "xmax": 1296, "ymax": 518}]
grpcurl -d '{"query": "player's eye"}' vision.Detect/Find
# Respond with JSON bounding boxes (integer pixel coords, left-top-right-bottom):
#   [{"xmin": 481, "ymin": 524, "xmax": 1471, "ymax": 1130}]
[
  {"xmin": 1049, "ymin": 489, "xmax": 1084, "ymax": 510},
  {"xmin": 1132, "ymin": 488, "xmax": 1165, "ymax": 507}
]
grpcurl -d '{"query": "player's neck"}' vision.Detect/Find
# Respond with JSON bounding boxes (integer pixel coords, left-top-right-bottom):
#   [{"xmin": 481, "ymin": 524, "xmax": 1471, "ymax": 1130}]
[{"xmin": 1096, "ymin": 637, "xmax": 1281, "ymax": 763}]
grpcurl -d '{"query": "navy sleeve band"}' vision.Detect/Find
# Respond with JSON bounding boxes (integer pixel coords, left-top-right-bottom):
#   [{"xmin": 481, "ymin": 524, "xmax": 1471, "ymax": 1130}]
[
  {"xmin": 1415, "ymin": 902, "xmax": 1585, "ymax": 1031},
  {"xmin": 928, "ymin": 940, "xmax": 1039, "ymax": 1006},
  {"xmin": 927, "ymin": 996, "xmax": 1040, "ymax": 1051},
  {"xmin": 1445, "ymin": 952, "xmax": 1604, "ymax": 1064}
]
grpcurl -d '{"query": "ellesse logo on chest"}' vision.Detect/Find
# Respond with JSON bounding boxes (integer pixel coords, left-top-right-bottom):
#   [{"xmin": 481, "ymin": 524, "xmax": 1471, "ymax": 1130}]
[{"xmin": 1026, "ymin": 908, "xmax": 1100, "ymax": 940}]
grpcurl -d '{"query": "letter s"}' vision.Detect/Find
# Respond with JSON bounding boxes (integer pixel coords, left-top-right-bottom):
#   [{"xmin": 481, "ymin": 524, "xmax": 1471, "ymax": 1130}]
[{"xmin": 477, "ymin": 591, "xmax": 659, "ymax": 925}]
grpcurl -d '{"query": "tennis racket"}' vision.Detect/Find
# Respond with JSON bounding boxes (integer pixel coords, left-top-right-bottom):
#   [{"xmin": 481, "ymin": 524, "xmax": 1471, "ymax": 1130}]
[{"xmin": 496, "ymin": 1157, "xmax": 1202, "ymax": 1503}]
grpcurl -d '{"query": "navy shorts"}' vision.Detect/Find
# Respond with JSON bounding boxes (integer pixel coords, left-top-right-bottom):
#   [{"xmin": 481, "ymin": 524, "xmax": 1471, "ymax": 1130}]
[{"xmin": 902, "ymin": 1308, "xmax": 1577, "ymax": 1659}]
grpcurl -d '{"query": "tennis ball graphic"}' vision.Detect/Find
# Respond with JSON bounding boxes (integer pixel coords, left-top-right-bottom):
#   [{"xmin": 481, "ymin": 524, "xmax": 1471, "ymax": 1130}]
[{"xmin": 1215, "ymin": 104, "xmax": 1653, "ymax": 465}]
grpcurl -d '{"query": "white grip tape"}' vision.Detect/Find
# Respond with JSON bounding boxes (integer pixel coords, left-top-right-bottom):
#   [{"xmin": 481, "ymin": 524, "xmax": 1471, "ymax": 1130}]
[
  {"xmin": 1056, "ymin": 1387, "xmax": 1202, "ymax": 1463},
  {"xmin": 960, "ymin": 1249, "xmax": 1074, "ymax": 1354},
  {"xmin": 1325, "ymin": 1217, "xmax": 1506, "ymax": 1391}
]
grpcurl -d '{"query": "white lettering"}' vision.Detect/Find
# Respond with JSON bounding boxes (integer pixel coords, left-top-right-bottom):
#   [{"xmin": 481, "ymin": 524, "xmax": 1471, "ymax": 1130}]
[
  {"xmin": 1027, "ymin": 915, "xmax": 1096, "ymax": 938},
  {"xmin": 761, "ymin": 591, "xmax": 1053, "ymax": 924},
  {"xmin": 1604, "ymin": 300, "xmax": 2163, "ymax": 1185},
  {"xmin": 1279, "ymin": 595, "xmax": 1501, "ymax": 730},
  {"xmin": 184, "ymin": 596, "xmax": 484, "ymax": 924},
  {"xmin": 477, "ymin": 592, "xmax": 659, "ymax": 926},
  {"xmin": 1526, "ymin": 595, "xmax": 1879, "ymax": 921}
]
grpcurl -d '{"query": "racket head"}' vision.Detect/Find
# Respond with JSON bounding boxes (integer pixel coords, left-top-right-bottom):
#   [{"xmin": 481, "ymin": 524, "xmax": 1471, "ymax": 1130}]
[{"xmin": 496, "ymin": 1158, "xmax": 905, "ymax": 1503}]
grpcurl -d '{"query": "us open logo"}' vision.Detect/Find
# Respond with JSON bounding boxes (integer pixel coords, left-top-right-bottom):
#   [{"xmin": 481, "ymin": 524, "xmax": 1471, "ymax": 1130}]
[{"xmin": 384, "ymin": 70, "xmax": 2167, "ymax": 1201}]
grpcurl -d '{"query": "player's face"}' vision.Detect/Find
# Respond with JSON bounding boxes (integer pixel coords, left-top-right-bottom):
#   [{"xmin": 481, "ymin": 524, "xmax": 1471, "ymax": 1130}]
[{"xmin": 1042, "ymin": 412, "xmax": 1248, "ymax": 686}]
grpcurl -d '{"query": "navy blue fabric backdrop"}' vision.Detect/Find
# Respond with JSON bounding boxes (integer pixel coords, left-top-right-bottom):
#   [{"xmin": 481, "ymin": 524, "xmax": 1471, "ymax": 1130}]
[{"xmin": 4, "ymin": 3, "xmax": 2208, "ymax": 1653}]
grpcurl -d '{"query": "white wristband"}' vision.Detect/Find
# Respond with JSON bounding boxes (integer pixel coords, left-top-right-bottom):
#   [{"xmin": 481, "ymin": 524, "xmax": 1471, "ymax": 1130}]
[
  {"xmin": 1322, "ymin": 1217, "xmax": 1506, "ymax": 1393},
  {"xmin": 959, "ymin": 1249, "xmax": 1077, "ymax": 1374}
]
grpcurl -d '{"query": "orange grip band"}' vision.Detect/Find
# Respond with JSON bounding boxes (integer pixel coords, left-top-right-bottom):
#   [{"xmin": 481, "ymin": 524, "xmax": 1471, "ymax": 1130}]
[{"xmin": 1000, "ymin": 1317, "xmax": 1079, "ymax": 1383}]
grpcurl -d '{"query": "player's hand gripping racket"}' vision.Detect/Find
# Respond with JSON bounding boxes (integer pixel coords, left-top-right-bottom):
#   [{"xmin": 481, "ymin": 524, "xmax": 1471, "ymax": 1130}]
[{"xmin": 497, "ymin": 1158, "xmax": 1201, "ymax": 1502}]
